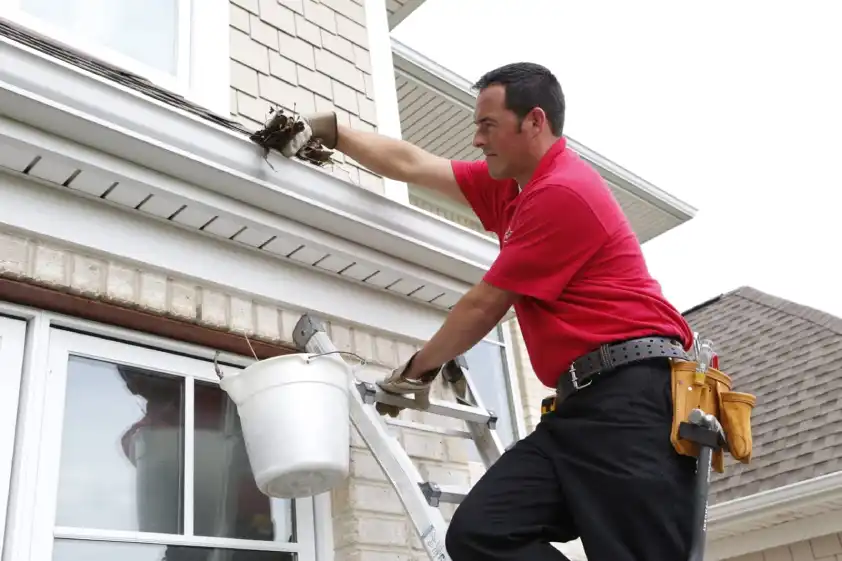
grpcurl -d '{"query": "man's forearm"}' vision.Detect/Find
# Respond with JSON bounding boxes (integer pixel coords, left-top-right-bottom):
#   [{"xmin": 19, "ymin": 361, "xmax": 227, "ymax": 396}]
[
  {"xmin": 410, "ymin": 284, "xmax": 512, "ymax": 375},
  {"xmin": 335, "ymin": 124, "xmax": 426, "ymax": 183}
]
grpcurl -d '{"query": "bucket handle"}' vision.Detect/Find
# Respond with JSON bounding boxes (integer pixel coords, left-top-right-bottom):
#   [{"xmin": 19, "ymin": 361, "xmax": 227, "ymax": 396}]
[
  {"xmin": 306, "ymin": 350, "xmax": 367, "ymax": 366},
  {"xmin": 212, "ymin": 349, "xmax": 368, "ymax": 380}
]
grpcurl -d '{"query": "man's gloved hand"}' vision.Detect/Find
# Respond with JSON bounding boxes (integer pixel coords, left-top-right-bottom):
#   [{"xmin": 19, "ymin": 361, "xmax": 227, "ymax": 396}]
[
  {"xmin": 375, "ymin": 353, "xmax": 442, "ymax": 418},
  {"xmin": 249, "ymin": 109, "xmax": 338, "ymax": 167},
  {"xmin": 278, "ymin": 111, "xmax": 339, "ymax": 157}
]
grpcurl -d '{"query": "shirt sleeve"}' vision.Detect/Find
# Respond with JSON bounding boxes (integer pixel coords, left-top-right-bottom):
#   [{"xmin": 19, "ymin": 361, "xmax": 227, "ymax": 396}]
[
  {"xmin": 451, "ymin": 159, "xmax": 505, "ymax": 233},
  {"xmin": 483, "ymin": 185, "xmax": 610, "ymax": 301}
]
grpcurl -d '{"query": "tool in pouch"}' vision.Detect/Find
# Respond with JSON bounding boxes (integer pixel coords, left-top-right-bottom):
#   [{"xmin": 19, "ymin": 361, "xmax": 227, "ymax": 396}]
[{"xmin": 671, "ymin": 334, "xmax": 757, "ymax": 473}]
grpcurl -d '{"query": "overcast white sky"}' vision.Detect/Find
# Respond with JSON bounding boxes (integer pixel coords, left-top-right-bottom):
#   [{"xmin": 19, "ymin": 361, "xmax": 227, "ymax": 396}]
[{"xmin": 393, "ymin": 0, "xmax": 842, "ymax": 317}]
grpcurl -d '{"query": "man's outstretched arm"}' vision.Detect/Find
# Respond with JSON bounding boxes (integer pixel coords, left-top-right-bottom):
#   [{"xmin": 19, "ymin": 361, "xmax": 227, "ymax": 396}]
[{"xmin": 299, "ymin": 113, "xmax": 468, "ymax": 206}]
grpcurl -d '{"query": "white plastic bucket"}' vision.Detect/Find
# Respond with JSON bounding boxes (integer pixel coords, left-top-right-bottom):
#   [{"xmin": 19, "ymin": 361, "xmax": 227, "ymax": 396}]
[{"xmin": 219, "ymin": 353, "xmax": 351, "ymax": 499}]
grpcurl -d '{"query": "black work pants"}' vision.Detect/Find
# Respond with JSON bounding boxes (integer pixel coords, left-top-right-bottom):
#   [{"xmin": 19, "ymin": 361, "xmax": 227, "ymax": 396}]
[{"xmin": 445, "ymin": 358, "xmax": 697, "ymax": 561}]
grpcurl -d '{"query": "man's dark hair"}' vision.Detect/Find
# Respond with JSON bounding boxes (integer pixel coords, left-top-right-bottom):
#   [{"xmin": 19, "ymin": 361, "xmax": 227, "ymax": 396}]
[{"xmin": 473, "ymin": 62, "xmax": 565, "ymax": 137}]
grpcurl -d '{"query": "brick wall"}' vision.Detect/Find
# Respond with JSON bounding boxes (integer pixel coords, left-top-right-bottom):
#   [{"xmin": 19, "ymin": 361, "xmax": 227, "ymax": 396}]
[
  {"xmin": 0, "ymin": 227, "xmax": 480, "ymax": 561},
  {"xmin": 726, "ymin": 533, "xmax": 842, "ymax": 561},
  {"xmin": 228, "ymin": 0, "xmax": 384, "ymax": 194},
  {"xmin": 506, "ymin": 318, "xmax": 549, "ymax": 433}
]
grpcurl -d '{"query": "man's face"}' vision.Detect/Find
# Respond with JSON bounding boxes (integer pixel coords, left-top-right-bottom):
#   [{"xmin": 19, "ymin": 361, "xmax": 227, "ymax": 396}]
[{"xmin": 472, "ymin": 85, "xmax": 530, "ymax": 181}]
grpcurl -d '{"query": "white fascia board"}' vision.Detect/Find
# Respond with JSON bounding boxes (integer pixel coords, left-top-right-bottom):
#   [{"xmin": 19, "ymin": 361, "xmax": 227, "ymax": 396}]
[
  {"xmin": 390, "ymin": 38, "xmax": 698, "ymax": 223},
  {"xmin": 0, "ymin": 34, "xmax": 499, "ymax": 287},
  {"xmin": 0, "ymin": 170, "xmax": 451, "ymax": 343},
  {"xmin": 706, "ymin": 470, "xmax": 842, "ymax": 555}
]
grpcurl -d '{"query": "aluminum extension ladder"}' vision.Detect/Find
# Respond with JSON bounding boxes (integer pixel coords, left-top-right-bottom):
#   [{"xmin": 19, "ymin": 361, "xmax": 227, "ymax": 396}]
[
  {"xmin": 292, "ymin": 314, "xmax": 726, "ymax": 561},
  {"xmin": 292, "ymin": 314, "xmax": 505, "ymax": 561}
]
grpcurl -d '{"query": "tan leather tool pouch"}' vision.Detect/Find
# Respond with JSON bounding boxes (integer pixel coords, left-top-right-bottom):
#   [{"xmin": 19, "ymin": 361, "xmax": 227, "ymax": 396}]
[{"xmin": 669, "ymin": 359, "xmax": 757, "ymax": 473}]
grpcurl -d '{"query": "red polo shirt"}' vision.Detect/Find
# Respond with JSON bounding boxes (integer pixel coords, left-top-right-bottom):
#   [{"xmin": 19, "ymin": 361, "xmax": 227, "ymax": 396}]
[{"xmin": 452, "ymin": 138, "xmax": 693, "ymax": 388}]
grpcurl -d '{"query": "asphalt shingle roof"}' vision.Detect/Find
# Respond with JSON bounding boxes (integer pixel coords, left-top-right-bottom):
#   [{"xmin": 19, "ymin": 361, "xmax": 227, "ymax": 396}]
[{"xmin": 683, "ymin": 286, "xmax": 842, "ymax": 504}]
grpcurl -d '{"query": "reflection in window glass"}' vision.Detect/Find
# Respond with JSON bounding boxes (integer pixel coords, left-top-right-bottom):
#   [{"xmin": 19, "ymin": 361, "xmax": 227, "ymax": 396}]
[
  {"xmin": 194, "ymin": 382, "xmax": 295, "ymax": 543},
  {"xmin": 52, "ymin": 539, "xmax": 297, "ymax": 561},
  {"xmin": 463, "ymin": 340, "xmax": 515, "ymax": 448},
  {"xmin": 20, "ymin": 0, "xmax": 179, "ymax": 75},
  {"xmin": 56, "ymin": 356, "xmax": 184, "ymax": 534}
]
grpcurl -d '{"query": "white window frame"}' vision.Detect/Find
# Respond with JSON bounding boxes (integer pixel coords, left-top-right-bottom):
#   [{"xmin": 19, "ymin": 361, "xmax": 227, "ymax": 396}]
[
  {"xmin": 0, "ymin": 302, "xmax": 328, "ymax": 561},
  {"xmin": 0, "ymin": 314, "xmax": 27, "ymax": 555},
  {"xmin": 0, "ymin": 0, "xmax": 230, "ymax": 115},
  {"xmin": 472, "ymin": 323, "xmax": 527, "ymax": 444}
]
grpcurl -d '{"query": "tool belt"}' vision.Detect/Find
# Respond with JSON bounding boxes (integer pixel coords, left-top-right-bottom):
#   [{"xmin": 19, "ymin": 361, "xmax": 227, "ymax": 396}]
[
  {"xmin": 540, "ymin": 336, "xmax": 757, "ymax": 474},
  {"xmin": 669, "ymin": 359, "xmax": 756, "ymax": 473}
]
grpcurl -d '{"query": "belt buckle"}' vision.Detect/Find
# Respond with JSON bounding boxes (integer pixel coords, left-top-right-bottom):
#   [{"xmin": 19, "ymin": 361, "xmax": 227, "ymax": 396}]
[{"xmin": 568, "ymin": 363, "xmax": 592, "ymax": 391}]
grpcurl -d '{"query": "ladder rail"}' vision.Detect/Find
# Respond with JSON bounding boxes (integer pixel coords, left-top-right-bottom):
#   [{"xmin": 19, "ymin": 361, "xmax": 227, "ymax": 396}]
[
  {"xmin": 446, "ymin": 358, "xmax": 506, "ymax": 469},
  {"xmin": 293, "ymin": 315, "xmax": 451, "ymax": 561}
]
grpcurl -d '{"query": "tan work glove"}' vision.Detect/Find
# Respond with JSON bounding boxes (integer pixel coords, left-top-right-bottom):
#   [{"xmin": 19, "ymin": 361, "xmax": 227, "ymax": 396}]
[
  {"xmin": 277, "ymin": 111, "xmax": 338, "ymax": 157},
  {"xmin": 375, "ymin": 353, "xmax": 441, "ymax": 418}
]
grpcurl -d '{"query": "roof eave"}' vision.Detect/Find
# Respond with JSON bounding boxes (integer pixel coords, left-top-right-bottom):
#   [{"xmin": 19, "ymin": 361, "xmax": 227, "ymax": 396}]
[
  {"xmin": 390, "ymin": 37, "xmax": 698, "ymax": 225},
  {"xmin": 0, "ymin": 34, "xmax": 500, "ymax": 287},
  {"xmin": 706, "ymin": 470, "xmax": 842, "ymax": 559},
  {"xmin": 388, "ymin": 0, "xmax": 427, "ymax": 30}
]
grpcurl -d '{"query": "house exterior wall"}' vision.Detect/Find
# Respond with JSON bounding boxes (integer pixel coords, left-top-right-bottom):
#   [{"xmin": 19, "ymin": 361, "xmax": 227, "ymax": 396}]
[
  {"xmin": 0, "ymin": 224, "xmax": 480, "ymax": 561},
  {"xmin": 725, "ymin": 533, "xmax": 842, "ymax": 561},
  {"xmin": 506, "ymin": 318, "xmax": 548, "ymax": 433},
  {"xmin": 228, "ymin": 0, "xmax": 385, "ymax": 194}
]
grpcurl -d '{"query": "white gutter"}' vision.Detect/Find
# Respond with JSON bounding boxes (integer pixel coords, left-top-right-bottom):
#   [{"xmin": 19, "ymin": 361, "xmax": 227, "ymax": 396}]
[
  {"xmin": 703, "ymin": 470, "xmax": 842, "ymax": 559},
  {"xmin": 708, "ymin": 469, "xmax": 842, "ymax": 535},
  {"xmin": 390, "ymin": 38, "xmax": 698, "ymax": 222},
  {"xmin": 0, "ymin": 33, "xmax": 499, "ymax": 288}
]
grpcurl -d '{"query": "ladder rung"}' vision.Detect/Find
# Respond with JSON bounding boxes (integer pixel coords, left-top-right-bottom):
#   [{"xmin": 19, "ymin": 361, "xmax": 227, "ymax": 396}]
[
  {"xmin": 386, "ymin": 419, "xmax": 473, "ymax": 439},
  {"xmin": 356, "ymin": 381, "xmax": 497, "ymax": 428},
  {"xmin": 419, "ymin": 482, "xmax": 469, "ymax": 507}
]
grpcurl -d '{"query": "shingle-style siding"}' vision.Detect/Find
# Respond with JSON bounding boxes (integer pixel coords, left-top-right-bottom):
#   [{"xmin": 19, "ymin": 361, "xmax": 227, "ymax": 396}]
[
  {"xmin": 684, "ymin": 287, "xmax": 842, "ymax": 504},
  {"xmin": 228, "ymin": 0, "xmax": 385, "ymax": 194},
  {"xmin": 726, "ymin": 533, "xmax": 842, "ymax": 561}
]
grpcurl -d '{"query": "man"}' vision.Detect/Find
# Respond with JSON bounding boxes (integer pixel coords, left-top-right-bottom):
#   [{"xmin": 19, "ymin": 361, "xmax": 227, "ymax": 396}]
[{"xmin": 276, "ymin": 62, "xmax": 697, "ymax": 561}]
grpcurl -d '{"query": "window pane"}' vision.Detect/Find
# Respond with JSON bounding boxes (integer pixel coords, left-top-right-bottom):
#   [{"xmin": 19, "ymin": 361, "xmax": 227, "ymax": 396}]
[
  {"xmin": 194, "ymin": 382, "xmax": 295, "ymax": 543},
  {"xmin": 53, "ymin": 539, "xmax": 296, "ymax": 561},
  {"xmin": 20, "ymin": 0, "xmax": 179, "ymax": 75},
  {"xmin": 463, "ymin": 341, "xmax": 515, "ymax": 448},
  {"xmin": 482, "ymin": 325, "xmax": 502, "ymax": 343},
  {"xmin": 56, "ymin": 356, "xmax": 184, "ymax": 534}
]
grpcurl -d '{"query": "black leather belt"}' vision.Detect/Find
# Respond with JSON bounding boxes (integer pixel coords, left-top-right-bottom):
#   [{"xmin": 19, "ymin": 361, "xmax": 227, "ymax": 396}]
[{"xmin": 555, "ymin": 336, "xmax": 689, "ymax": 402}]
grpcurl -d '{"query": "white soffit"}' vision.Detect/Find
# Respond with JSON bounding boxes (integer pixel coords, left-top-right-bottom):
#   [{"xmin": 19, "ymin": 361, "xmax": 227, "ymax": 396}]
[
  {"xmin": 386, "ymin": 0, "xmax": 426, "ymax": 29},
  {"xmin": 0, "ymin": 34, "xmax": 499, "ymax": 289},
  {"xmin": 0, "ymin": 167, "xmax": 453, "ymax": 343},
  {"xmin": 0, "ymin": 117, "xmax": 475, "ymax": 331},
  {"xmin": 390, "ymin": 38, "xmax": 698, "ymax": 244}
]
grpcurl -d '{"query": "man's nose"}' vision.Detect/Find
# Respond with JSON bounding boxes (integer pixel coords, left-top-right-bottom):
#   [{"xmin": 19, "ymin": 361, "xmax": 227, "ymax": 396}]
[{"xmin": 473, "ymin": 131, "xmax": 485, "ymax": 149}]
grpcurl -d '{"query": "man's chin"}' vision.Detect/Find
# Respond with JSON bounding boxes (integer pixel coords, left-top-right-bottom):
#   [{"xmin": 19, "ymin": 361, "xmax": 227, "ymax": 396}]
[{"xmin": 486, "ymin": 165, "xmax": 506, "ymax": 180}]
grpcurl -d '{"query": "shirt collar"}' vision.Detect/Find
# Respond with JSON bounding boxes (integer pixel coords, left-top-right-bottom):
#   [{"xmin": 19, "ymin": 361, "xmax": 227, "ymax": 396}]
[{"xmin": 522, "ymin": 137, "xmax": 567, "ymax": 191}]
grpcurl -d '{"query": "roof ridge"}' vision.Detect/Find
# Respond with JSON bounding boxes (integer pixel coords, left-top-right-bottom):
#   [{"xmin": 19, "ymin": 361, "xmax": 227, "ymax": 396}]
[
  {"xmin": 731, "ymin": 286, "xmax": 842, "ymax": 337},
  {"xmin": 681, "ymin": 286, "xmax": 745, "ymax": 316}
]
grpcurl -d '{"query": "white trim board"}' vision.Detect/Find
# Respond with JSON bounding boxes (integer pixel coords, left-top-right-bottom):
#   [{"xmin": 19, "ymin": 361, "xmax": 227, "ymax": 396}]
[
  {"xmin": 0, "ymin": 170, "xmax": 453, "ymax": 343},
  {"xmin": 0, "ymin": 33, "xmax": 499, "ymax": 287}
]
